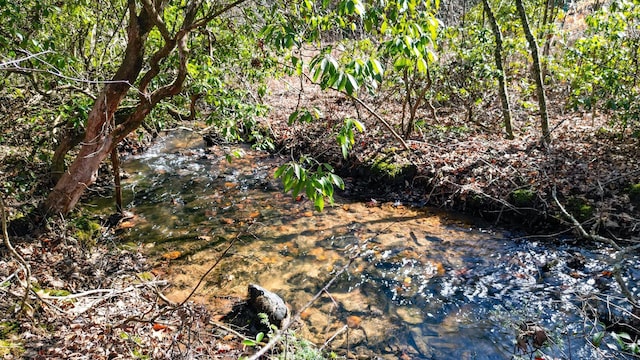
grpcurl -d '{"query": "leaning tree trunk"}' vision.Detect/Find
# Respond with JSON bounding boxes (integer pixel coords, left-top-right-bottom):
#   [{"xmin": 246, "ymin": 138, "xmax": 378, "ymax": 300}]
[
  {"xmin": 516, "ymin": 0, "xmax": 551, "ymax": 145},
  {"xmin": 44, "ymin": 2, "xmax": 153, "ymax": 215},
  {"xmin": 482, "ymin": 0, "xmax": 514, "ymax": 140},
  {"xmin": 43, "ymin": 0, "xmax": 221, "ymax": 216}
]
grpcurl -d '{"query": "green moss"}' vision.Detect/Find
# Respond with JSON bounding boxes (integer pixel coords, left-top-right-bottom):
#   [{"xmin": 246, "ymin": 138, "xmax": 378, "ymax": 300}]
[
  {"xmin": 567, "ymin": 197, "xmax": 595, "ymax": 222},
  {"xmin": 0, "ymin": 338, "xmax": 23, "ymax": 357},
  {"xmin": 370, "ymin": 152, "xmax": 417, "ymax": 180},
  {"xmin": 71, "ymin": 216, "xmax": 103, "ymax": 246},
  {"xmin": 629, "ymin": 183, "xmax": 640, "ymax": 203},
  {"xmin": 372, "ymin": 160, "xmax": 405, "ymax": 178},
  {"xmin": 0, "ymin": 322, "xmax": 18, "ymax": 339},
  {"xmin": 510, "ymin": 189, "xmax": 535, "ymax": 207}
]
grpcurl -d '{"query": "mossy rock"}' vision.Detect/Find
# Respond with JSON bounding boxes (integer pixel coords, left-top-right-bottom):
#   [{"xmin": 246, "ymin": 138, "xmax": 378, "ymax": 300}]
[
  {"xmin": 629, "ymin": 183, "xmax": 640, "ymax": 204},
  {"xmin": 72, "ymin": 216, "xmax": 103, "ymax": 246},
  {"xmin": 369, "ymin": 158, "xmax": 417, "ymax": 183},
  {"xmin": 510, "ymin": 189, "xmax": 535, "ymax": 207},
  {"xmin": 566, "ymin": 197, "xmax": 595, "ymax": 222}
]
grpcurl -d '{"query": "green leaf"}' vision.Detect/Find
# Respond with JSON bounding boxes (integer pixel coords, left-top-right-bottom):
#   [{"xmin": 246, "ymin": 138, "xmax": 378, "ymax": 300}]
[
  {"xmin": 369, "ymin": 58, "xmax": 384, "ymax": 76},
  {"xmin": 330, "ymin": 174, "xmax": 345, "ymax": 189},
  {"xmin": 288, "ymin": 110, "xmax": 299, "ymax": 125},
  {"xmin": 592, "ymin": 331, "xmax": 605, "ymax": 347},
  {"xmin": 242, "ymin": 339, "xmax": 257, "ymax": 346},
  {"xmin": 344, "ymin": 73, "xmax": 359, "ymax": 95}
]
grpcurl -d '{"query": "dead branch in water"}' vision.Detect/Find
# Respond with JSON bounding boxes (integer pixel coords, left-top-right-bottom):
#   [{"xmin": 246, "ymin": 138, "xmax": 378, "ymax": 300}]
[{"xmin": 552, "ymin": 187, "xmax": 638, "ymax": 307}]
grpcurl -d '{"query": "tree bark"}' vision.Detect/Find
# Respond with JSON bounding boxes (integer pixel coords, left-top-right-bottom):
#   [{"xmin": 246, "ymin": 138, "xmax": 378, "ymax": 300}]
[
  {"xmin": 43, "ymin": 1, "xmax": 155, "ymax": 215},
  {"xmin": 43, "ymin": 0, "xmax": 209, "ymax": 215},
  {"xmin": 482, "ymin": 0, "xmax": 514, "ymax": 140},
  {"xmin": 516, "ymin": 0, "xmax": 551, "ymax": 145}
]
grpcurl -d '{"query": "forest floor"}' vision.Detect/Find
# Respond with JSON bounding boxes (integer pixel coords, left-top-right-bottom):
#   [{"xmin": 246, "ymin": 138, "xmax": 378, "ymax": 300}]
[
  {"xmin": 266, "ymin": 77, "xmax": 640, "ymax": 241},
  {"xmin": 1, "ymin": 74, "xmax": 640, "ymax": 359}
]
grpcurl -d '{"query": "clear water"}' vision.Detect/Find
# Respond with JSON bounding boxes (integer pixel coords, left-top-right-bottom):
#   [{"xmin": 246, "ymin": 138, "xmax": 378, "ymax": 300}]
[{"xmin": 92, "ymin": 130, "xmax": 638, "ymax": 359}]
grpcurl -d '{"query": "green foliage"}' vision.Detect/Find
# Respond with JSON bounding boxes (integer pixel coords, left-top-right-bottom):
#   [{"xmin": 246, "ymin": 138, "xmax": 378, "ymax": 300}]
[
  {"xmin": 564, "ymin": 0, "xmax": 640, "ymax": 135},
  {"xmin": 337, "ymin": 118, "xmax": 365, "ymax": 158},
  {"xmin": 276, "ymin": 332, "xmax": 327, "ymax": 360},
  {"xmin": 274, "ymin": 157, "xmax": 345, "ymax": 211},
  {"xmin": 608, "ymin": 331, "xmax": 640, "ymax": 355}
]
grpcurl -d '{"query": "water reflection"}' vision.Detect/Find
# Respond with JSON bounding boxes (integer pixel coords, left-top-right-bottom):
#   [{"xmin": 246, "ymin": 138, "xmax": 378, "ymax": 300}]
[{"xmin": 93, "ymin": 130, "xmax": 619, "ymax": 359}]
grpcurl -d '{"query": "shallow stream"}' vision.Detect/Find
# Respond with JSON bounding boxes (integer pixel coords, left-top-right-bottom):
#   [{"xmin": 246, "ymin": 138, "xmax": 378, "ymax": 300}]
[{"xmin": 92, "ymin": 130, "xmax": 638, "ymax": 359}]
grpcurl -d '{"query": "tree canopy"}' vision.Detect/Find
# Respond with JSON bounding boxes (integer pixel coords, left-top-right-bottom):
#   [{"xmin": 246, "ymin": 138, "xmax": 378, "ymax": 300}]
[{"xmin": 1, "ymin": 0, "xmax": 640, "ymax": 215}]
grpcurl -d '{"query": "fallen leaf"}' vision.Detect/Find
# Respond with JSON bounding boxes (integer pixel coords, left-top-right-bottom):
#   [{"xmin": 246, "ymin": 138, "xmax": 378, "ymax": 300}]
[
  {"xmin": 346, "ymin": 315, "xmax": 361, "ymax": 328},
  {"xmin": 152, "ymin": 323, "xmax": 168, "ymax": 331},
  {"xmin": 162, "ymin": 251, "xmax": 181, "ymax": 260}
]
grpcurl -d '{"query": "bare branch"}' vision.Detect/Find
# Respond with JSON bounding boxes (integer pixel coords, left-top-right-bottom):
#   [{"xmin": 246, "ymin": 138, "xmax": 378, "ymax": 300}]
[
  {"xmin": 1, "ymin": 197, "xmax": 32, "ymax": 314},
  {"xmin": 140, "ymin": 0, "xmax": 172, "ymax": 41},
  {"xmin": 0, "ymin": 50, "xmax": 53, "ymax": 68}
]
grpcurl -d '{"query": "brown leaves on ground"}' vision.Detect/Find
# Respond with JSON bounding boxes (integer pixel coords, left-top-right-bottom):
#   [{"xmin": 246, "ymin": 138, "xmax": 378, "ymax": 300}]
[
  {"xmin": 265, "ymin": 76, "xmax": 640, "ymax": 239},
  {"xmin": 0, "ymin": 227, "xmax": 247, "ymax": 360}
]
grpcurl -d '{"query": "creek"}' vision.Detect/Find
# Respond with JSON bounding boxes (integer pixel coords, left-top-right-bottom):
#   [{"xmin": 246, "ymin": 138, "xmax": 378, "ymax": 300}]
[{"xmin": 91, "ymin": 130, "xmax": 637, "ymax": 359}]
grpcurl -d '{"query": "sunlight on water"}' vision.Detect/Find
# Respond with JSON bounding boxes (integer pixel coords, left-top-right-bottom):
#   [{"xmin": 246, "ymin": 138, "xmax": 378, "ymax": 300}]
[{"xmin": 92, "ymin": 130, "xmax": 620, "ymax": 359}]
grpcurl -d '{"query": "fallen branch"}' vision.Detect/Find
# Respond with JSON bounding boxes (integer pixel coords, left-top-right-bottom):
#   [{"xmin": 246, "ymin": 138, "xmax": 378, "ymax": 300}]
[
  {"xmin": 552, "ymin": 187, "xmax": 637, "ymax": 307},
  {"xmin": 178, "ymin": 233, "xmax": 238, "ymax": 307},
  {"xmin": 38, "ymin": 280, "xmax": 168, "ymax": 301},
  {"xmin": 1, "ymin": 197, "xmax": 32, "ymax": 314}
]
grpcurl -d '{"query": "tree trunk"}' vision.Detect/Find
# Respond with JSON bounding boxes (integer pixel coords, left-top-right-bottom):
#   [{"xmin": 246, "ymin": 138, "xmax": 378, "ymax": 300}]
[
  {"xmin": 43, "ymin": 1, "xmax": 154, "ymax": 215},
  {"xmin": 51, "ymin": 126, "xmax": 84, "ymax": 183},
  {"xmin": 516, "ymin": 0, "xmax": 551, "ymax": 145},
  {"xmin": 43, "ymin": 0, "xmax": 204, "ymax": 215},
  {"xmin": 483, "ymin": 0, "xmax": 514, "ymax": 140}
]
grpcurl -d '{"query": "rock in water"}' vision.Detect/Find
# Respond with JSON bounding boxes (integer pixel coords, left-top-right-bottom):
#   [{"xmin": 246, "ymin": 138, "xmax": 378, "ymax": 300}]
[{"xmin": 248, "ymin": 284, "xmax": 290, "ymax": 328}]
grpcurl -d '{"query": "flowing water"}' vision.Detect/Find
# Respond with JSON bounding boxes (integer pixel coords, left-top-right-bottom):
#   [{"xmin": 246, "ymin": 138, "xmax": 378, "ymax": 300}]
[{"xmin": 92, "ymin": 130, "xmax": 638, "ymax": 359}]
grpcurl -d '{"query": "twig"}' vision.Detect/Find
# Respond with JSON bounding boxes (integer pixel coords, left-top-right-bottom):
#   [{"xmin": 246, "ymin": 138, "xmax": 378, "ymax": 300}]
[
  {"xmin": 38, "ymin": 281, "xmax": 168, "ymax": 300},
  {"xmin": 319, "ymin": 324, "xmax": 348, "ymax": 351},
  {"xmin": 1, "ymin": 197, "xmax": 32, "ymax": 314},
  {"xmin": 178, "ymin": 234, "xmax": 238, "ymax": 307}
]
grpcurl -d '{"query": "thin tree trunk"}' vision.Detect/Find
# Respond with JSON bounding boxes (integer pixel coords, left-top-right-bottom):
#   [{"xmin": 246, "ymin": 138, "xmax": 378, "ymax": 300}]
[
  {"xmin": 482, "ymin": 0, "xmax": 514, "ymax": 140},
  {"xmin": 516, "ymin": 0, "xmax": 551, "ymax": 145},
  {"xmin": 111, "ymin": 148, "xmax": 123, "ymax": 214}
]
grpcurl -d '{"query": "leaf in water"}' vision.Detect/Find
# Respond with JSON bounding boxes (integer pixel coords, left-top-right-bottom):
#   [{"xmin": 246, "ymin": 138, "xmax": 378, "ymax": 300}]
[
  {"xmin": 249, "ymin": 211, "xmax": 260, "ymax": 218},
  {"xmin": 161, "ymin": 251, "xmax": 181, "ymax": 260},
  {"xmin": 347, "ymin": 315, "xmax": 361, "ymax": 328},
  {"xmin": 221, "ymin": 218, "xmax": 235, "ymax": 225}
]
